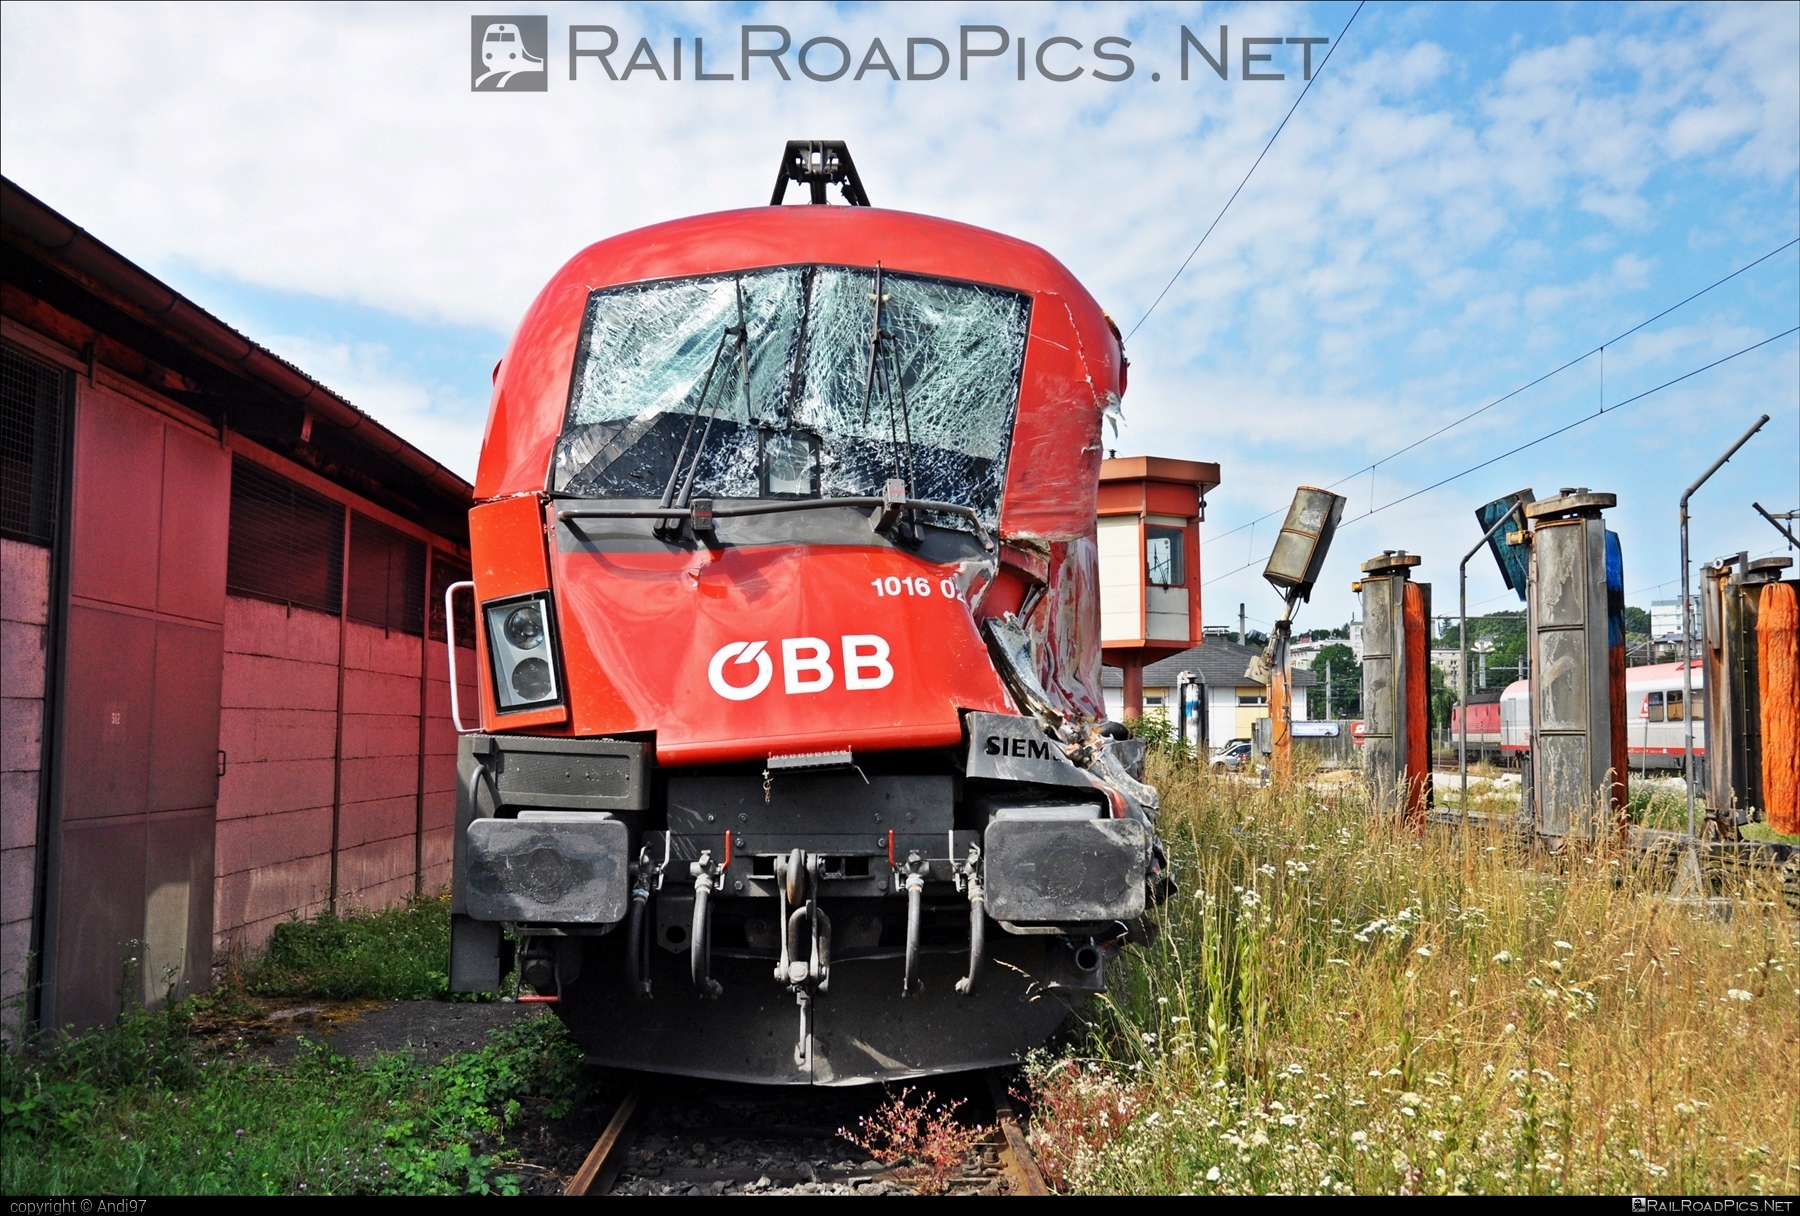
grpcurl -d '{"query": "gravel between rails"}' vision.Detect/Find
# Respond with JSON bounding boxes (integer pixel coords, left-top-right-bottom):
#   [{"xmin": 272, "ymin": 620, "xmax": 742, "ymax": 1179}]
[{"xmin": 571, "ymin": 1074, "xmax": 1017, "ymax": 1197}]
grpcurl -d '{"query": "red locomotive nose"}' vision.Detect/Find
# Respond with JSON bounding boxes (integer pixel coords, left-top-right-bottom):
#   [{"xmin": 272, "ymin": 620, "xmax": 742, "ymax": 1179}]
[{"xmin": 451, "ymin": 149, "xmax": 1143, "ymax": 1085}]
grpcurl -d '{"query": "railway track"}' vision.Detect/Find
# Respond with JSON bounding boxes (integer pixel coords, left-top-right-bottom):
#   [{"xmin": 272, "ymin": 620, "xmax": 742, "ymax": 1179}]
[{"xmin": 562, "ymin": 1069, "xmax": 1049, "ymax": 1196}]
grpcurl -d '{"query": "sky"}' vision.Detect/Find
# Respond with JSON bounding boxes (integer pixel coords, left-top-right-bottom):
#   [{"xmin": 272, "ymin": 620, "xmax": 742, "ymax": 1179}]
[{"xmin": 3, "ymin": 1, "xmax": 1796, "ymax": 634}]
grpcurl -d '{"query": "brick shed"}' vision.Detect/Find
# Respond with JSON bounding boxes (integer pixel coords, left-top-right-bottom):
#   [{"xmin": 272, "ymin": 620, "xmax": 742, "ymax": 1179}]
[{"xmin": 2, "ymin": 179, "xmax": 477, "ymax": 1034}]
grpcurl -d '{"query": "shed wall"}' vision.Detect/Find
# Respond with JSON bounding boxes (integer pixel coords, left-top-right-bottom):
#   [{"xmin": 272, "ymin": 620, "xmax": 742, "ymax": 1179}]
[
  {"xmin": 1, "ymin": 538, "xmax": 48, "ymax": 1030},
  {"xmin": 215, "ymin": 597, "xmax": 474, "ymax": 954}
]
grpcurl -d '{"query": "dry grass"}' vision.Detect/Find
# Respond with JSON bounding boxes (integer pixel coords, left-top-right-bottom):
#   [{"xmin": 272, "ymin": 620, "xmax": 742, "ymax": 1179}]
[{"xmin": 1039, "ymin": 754, "xmax": 1799, "ymax": 1195}]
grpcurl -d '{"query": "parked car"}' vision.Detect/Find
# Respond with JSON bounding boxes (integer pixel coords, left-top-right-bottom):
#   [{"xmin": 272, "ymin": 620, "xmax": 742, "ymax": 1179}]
[{"xmin": 1210, "ymin": 739, "xmax": 1253, "ymax": 773}]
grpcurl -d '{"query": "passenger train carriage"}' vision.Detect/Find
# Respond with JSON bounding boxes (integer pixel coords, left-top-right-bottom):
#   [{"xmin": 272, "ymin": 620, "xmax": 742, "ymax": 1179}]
[
  {"xmin": 1450, "ymin": 661, "xmax": 1706, "ymax": 771},
  {"xmin": 447, "ymin": 144, "xmax": 1165, "ymax": 1085}
]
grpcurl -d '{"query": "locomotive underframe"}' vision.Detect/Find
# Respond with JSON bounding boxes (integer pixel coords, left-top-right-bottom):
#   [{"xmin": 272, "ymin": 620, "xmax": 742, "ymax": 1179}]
[{"xmin": 449, "ymin": 721, "xmax": 1154, "ymax": 1084}]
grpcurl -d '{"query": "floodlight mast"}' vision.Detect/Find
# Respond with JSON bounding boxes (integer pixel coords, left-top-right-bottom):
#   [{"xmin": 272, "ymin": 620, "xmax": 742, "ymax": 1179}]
[
  {"xmin": 1260, "ymin": 487, "xmax": 1347, "ymax": 782},
  {"xmin": 1679, "ymin": 414, "xmax": 1769, "ymax": 842},
  {"xmin": 1459, "ymin": 501, "xmax": 1526, "ymax": 828}
]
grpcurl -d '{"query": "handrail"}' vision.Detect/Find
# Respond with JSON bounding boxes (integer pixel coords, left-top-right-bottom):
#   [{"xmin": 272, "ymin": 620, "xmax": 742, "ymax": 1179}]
[{"xmin": 444, "ymin": 580, "xmax": 477, "ymax": 734}]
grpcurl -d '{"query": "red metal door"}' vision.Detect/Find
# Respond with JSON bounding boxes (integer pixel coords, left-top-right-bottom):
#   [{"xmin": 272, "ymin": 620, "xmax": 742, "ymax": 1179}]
[{"xmin": 46, "ymin": 390, "xmax": 228, "ymax": 1030}]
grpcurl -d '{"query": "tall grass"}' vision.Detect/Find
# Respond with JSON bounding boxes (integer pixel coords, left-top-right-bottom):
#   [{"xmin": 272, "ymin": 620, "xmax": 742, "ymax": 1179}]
[{"xmin": 1043, "ymin": 755, "xmax": 1799, "ymax": 1195}]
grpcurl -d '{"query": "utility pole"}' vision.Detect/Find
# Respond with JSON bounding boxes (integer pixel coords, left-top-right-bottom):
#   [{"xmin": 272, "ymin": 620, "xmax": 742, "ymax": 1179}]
[
  {"xmin": 1680, "ymin": 415, "xmax": 1769, "ymax": 841},
  {"xmin": 1239, "ymin": 603, "xmax": 1247, "ymax": 647},
  {"xmin": 1324, "ymin": 661, "xmax": 1332, "ymax": 721}
]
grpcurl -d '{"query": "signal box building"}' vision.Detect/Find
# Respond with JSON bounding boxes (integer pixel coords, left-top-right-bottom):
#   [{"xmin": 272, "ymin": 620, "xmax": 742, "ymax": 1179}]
[
  {"xmin": 1097, "ymin": 456, "xmax": 1220, "ymax": 717},
  {"xmin": 2, "ymin": 180, "xmax": 476, "ymax": 1034}
]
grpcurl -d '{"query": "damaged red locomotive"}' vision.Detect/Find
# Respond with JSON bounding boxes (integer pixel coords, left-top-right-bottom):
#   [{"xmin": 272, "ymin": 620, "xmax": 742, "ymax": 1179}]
[{"xmin": 449, "ymin": 142, "xmax": 1170, "ymax": 1084}]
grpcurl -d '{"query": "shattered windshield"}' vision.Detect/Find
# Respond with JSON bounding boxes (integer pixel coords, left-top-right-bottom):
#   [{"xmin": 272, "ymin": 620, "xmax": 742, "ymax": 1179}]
[{"xmin": 552, "ymin": 265, "xmax": 1031, "ymax": 528}]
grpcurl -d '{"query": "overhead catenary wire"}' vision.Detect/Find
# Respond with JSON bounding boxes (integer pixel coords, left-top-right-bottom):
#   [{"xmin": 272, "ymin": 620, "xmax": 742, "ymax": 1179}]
[
  {"xmin": 1124, "ymin": 1, "xmax": 1366, "ymax": 342},
  {"xmin": 1201, "ymin": 235, "xmax": 1800, "ymax": 554},
  {"xmin": 1202, "ymin": 324, "xmax": 1800, "ymax": 586}
]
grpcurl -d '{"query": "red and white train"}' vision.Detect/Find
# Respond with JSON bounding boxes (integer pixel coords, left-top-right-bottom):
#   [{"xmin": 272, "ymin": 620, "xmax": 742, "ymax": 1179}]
[{"xmin": 1447, "ymin": 660, "xmax": 1706, "ymax": 770}]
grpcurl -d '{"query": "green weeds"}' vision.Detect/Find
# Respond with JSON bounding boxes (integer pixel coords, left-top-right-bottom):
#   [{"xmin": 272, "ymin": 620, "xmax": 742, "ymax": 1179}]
[
  {"xmin": 237, "ymin": 895, "xmax": 453, "ymax": 1001},
  {"xmin": 3, "ymin": 894, "xmax": 581, "ymax": 1195},
  {"xmin": 1031, "ymin": 756, "xmax": 1799, "ymax": 1195},
  {"xmin": 2, "ymin": 1004, "xmax": 582, "ymax": 1195}
]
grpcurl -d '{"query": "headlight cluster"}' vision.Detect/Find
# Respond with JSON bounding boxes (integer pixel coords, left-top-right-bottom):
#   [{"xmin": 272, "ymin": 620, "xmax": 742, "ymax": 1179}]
[{"xmin": 483, "ymin": 592, "xmax": 563, "ymax": 711}]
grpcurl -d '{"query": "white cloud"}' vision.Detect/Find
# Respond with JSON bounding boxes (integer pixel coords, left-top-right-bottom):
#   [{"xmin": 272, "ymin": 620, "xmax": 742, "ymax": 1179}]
[
  {"xmin": 2, "ymin": 1, "xmax": 1793, "ymax": 624},
  {"xmin": 258, "ymin": 333, "xmax": 488, "ymax": 481}
]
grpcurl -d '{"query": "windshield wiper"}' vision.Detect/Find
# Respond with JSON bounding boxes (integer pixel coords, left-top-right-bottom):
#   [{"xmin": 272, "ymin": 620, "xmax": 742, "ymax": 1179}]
[
  {"xmin": 856, "ymin": 263, "xmax": 919, "ymax": 521},
  {"xmin": 559, "ymin": 488, "xmax": 994, "ymax": 551},
  {"xmin": 667, "ymin": 279, "xmax": 753, "ymax": 515}
]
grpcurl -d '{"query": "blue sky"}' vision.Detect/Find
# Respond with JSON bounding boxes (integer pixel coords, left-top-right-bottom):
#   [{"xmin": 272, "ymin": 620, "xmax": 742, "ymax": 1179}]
[{"xmin": 3, "ymin": 1, "xmax": 1795, "ymax": 633}]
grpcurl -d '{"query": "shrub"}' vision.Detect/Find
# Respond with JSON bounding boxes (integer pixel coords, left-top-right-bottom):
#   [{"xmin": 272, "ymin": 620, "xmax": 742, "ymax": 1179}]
[{"xmin": 839, "ymin": 1087, "xmax": 988, "ymax": 1194}]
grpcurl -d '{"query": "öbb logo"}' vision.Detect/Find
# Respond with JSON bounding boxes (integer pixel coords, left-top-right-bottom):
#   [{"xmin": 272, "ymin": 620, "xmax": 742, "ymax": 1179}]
[{"xmin": 707, "ymin": 635, "xmax": 893, "ymax": 702}]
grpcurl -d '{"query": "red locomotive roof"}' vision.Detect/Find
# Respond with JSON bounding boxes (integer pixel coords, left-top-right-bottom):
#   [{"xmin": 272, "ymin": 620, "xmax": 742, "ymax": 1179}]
[{"xmin": 476, "ymin": 205, "xmax": 1121, "ymax": 542}]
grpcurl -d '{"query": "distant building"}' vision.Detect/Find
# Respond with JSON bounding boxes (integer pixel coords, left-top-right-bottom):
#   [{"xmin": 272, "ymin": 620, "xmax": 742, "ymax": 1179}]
[
  {"xmin": 1430, "ymin": 648, "xmax": 1462, "ymax": 689},
  {"xmin": 1287, "ymin": 635, "xmax": 1347, "ymax": 671},
  {"xmin": 1100, "ymin": 636, "xmax": 1317, "ymax": 748},
  {"xmin": 1651, "ymin": 597, "xmax": 1698, "ymax": 640}
]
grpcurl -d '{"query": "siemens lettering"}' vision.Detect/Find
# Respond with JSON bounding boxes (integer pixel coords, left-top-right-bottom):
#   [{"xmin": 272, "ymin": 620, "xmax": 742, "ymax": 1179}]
[{"xmin": 985, "ymin": 734, "xmax": 1055, "ymax": 760}]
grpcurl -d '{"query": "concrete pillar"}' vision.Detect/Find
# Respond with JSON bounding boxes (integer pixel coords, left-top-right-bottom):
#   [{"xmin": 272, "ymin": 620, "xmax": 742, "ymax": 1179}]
[
  {"xmin": 1524, "ymin": 489, "xmax": 1623, "ymax": 845},
  {"xmin": 1358, "ymin": 551, "xmax": 1429, "ymax": 828}
]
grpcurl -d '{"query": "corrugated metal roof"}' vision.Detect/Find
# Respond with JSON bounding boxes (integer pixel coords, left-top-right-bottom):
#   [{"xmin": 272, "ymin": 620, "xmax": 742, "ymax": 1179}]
[
  {"xmin": 1101, "ymin": 638, "xmax": 1317, "ymax": 689},
  {"xmin": 1, "ymin": 176, "xmax": 473, "ymax": 535}
]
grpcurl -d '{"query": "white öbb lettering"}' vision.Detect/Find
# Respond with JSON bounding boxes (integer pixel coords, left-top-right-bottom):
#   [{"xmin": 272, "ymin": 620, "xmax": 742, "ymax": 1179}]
[{"xmin": 707, "ymin": 635, "xmax": 893, "ymax": 700}]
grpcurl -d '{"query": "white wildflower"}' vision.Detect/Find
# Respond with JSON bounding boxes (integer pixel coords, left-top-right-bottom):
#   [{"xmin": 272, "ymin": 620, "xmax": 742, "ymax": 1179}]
[
  {"xmin": 1494, "ymin": 951, "xmax": 1513, "ymax": 965},
  {"xmin": 1205, "ymin": 1167, "xmax": 1221, "ymax": 1182},
  {"xmin": 1726, "ymin": 989, "xmax": 1753, "ymax": 1002}
]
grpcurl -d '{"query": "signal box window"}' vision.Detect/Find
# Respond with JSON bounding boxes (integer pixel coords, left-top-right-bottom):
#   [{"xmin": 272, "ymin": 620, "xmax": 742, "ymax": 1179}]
[{"xmin": 1146, "ymin": 526, "xmax": 1184, "ymax": 586}]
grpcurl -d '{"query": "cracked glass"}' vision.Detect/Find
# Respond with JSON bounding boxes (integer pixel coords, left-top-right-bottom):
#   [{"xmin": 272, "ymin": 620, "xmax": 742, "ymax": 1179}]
[{"xmin": 552, "ymin": 265, "xmax": 1030, "ymax": 530}]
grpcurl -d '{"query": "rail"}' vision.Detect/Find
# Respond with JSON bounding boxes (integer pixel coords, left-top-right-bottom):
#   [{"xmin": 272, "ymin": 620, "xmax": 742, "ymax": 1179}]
[{"xmin": 564, "ymin": 1084, "xmax": 645, "ymax": 1197}]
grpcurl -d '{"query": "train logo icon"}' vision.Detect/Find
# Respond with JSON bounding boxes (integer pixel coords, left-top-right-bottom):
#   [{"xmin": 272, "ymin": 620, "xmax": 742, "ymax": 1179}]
[{"xmin": 471, "ymin": 16, "xmax": 547, "ymax": 91}]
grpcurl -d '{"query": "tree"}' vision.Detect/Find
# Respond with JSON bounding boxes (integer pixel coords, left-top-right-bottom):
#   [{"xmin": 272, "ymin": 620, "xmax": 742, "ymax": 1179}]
[
  {"xmin": 1622, "ymin": 605, "xmax": 1651, "ymax": 639},
  {"xmin": 1429, "ymin": 661, "xmax": 1456, "ymax": 728},
  {"xmin": 1462, "ymin": 610, "xmax": 1527, "ymax": 689},
  {"xmin": 1312, "ymin": 643, "xmax": 1359, "ymax": 719}
]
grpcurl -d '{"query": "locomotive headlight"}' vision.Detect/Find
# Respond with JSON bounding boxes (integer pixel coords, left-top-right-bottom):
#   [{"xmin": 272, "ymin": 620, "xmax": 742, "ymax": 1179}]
[
  {"xmin": 503, "ymin": 605, "xmax": 545, "ymax": 650},
  {"xmin": 483, "ymin": 592, "xmax": 563, "ymax": 712}
]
